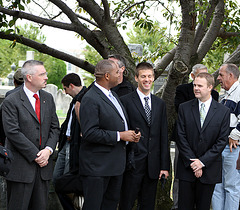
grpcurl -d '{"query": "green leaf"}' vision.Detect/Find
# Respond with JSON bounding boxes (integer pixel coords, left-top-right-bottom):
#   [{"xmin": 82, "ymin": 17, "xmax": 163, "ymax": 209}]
[
  {"xmin": 9, "ymin": 19, "xmax": 16, "ymax": 27},
  {"xmin": 5, "ymin": 29, "xmax": 14, "ymax": 35}
]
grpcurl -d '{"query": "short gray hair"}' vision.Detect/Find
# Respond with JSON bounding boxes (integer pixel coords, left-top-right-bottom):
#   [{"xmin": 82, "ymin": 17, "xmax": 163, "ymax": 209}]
[
  {"xmin": 221, "ymin": 63, "xmax": 240, "ymax": 79},
  {"xmin": 192, "ymin": 64, "xmax": 208, "ymax": 75},
  {"xmin": 21, "ymin": 60, "xmax": 44, "ymax": 80}
]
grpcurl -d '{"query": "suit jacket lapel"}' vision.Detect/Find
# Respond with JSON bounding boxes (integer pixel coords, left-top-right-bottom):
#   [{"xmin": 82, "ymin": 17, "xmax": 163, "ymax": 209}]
[
  {"xmin": 20, "ymin": 88, "xmax": 39, "ymax": 123},
  {"xmin": 191, "ymin": 99, "xmax": 201, "ymax": 132},
  {"xmin": 201, "ymin": 100, "xmax": 217, "ymax": 132},
  {"xmin": 93, "ymin": 85, "xmax": 124, "ymax": 120},
  {"xmin": 39, "ymin": 90, "xmax": 47, "ymax": 124},
  {"xmin": 132, "ymin": 91, "xmax": 149, "ymax": 125}
]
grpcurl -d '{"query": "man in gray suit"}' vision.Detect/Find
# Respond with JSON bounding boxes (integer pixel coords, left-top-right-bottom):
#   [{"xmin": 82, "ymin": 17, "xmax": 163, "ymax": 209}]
[{"xmin": 2, "ymin": 60, "xmax": 60, "ymax": 210}]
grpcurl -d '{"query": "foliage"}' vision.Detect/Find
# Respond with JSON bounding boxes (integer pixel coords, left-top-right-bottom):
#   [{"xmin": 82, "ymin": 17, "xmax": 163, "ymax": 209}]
[
  {"xmin": 0, "ymin": 24, "xmax": 45, "ymax": 77},
  {"xmin": 82, "ymin": 45, "xmax": 102, "ymax": 66},
  {"xmin": 44, "ymin": 57, "xmax": 67, "ymax": 89},
  {"xmin": 127, "ymin": 22, "xmax": 175, "ymax": 63},
  {"xmin": 80, "ymin": 45, "xmax": 101, "ymax": 87},
  {"xmin": 0, "ymin": 24, "xmax": 66, "ymax": 88}
]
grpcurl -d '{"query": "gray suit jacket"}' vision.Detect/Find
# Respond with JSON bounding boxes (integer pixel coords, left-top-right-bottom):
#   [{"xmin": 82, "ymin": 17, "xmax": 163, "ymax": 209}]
[{"xmin": 2, "ymin": 87, "xmax": 60, "ymax": 183}]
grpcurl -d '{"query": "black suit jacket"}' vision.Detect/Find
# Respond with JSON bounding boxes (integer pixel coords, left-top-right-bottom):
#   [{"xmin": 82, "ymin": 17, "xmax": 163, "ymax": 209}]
[
  {"xmin": 176, "ymin": 98, "xmax": 230, "ymax": 184},
  {"xmin": 175, "ymin": 82, "xmax": 219, "ymax": 112},
  {"xmin": 79, "ymin": 84, "xmax": 127, "ymax": 176},
  {"xmin": 120, "ymin": 90, "xmax": 170, "ymax": 179},
  {"xmin": 58, "ymin": 86, "xmax": 86, "ymax": 171}
]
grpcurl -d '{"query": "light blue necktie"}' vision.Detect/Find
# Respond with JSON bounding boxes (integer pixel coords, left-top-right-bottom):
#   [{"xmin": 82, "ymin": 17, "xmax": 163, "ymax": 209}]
[
  {"xmin": 109, "ymin": 92, "xmax": 128, "ymax": 131},
  {"xmin": 200, "ymin": 103, "xmax": 206, "ymax": 127}
]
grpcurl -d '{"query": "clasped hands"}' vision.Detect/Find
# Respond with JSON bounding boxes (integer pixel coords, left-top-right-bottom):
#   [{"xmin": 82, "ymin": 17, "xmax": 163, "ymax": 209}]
[
  {"xmin": 35, "ymin": 148, "xmax": 51, "ymax": 167},
  {"xmin": 120, "ymin": 130, "xmax": 141, "ymax": 142},
  {"xmin": 190, "ymin": 158, "xmax": 203, "ymax": 178}
]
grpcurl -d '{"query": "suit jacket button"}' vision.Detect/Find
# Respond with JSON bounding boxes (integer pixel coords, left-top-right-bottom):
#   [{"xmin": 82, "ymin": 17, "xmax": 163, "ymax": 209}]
[{"xmin": 149, "ymin": 138, "xmax": 151, "ymax": 141}]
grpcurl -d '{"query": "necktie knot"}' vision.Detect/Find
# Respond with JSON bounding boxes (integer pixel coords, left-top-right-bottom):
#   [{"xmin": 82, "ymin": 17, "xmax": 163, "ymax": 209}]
[
  {"xmin": 33, "ymin": 94, "xmax": 39, "ymax": 100},
  {"xmin": 144, "ymin": 97, "xmax": 149, "ymax": 103}
]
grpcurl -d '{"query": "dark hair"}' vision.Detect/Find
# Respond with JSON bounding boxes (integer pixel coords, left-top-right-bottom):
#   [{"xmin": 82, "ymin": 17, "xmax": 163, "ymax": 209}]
[
  {"xmin": 195, "ymin": 72, "xmax": 214, "ymax": 87},
  {"xmin": 61, "ymin": 73, "xmax": 82, "ymax": 87},
  {"xmin": 108, "ymin": 54, "xmax": 126, "ymax": 68},
  {"xmin": 135, "ymin": 62, "xmax": 154, "ymax": 77}
]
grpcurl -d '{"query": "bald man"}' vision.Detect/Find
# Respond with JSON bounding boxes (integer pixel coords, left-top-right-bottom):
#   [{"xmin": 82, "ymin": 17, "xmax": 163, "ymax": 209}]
[{"xmin": 79, "ymin": 59, "xmax": 141, "ymax": 209}]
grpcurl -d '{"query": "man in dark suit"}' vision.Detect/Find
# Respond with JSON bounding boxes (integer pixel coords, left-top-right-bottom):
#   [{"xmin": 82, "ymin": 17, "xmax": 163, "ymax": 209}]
[
  {"xmin": 176, "ymin": 72, "xmax": 230, "ymax": 210},
  {"xmin": 2, "ymin": 60, "xmax": 60, "ymax": 210},
  {"xmin": 172, "ymin": 64, "xmax": 219, "ymax": 210},
  {"xmin": 79, "ymin": 59, "xmax": 141, "ymax": 210},
  {"xmin": 53, "ymin": 73, "xmax": 86, "ymax": 210},
  {"xmin": 119, "ymin": 62, "xmax": 170, "ymax": 210}
]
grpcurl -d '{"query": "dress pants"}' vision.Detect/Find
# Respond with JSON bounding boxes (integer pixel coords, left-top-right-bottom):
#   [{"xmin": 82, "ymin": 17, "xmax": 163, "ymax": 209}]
[
  {"xmin": 172, "ymin": 144, "xmax": 179, "ymax": 210},
  {"xmin": 119, "ymin": 158, "xmax": 158, "ymax": 210},
  {"xmin": 81, "ymin": 175, "xmax": 123, "ymax": 210},
  {"xmin": 178, "ymin": 179, "xmax": 215, "ymax": 210},
  {"xmin": 53, "ymin": 142, "xmax": 74, "ymax": 210},
  {"xmin": 212, "ymin": 145, "xmax": 240, "ymax": 210},
  {"xmin": 7, "ymin": 167, "xmax": 49, "ymax": 210}
]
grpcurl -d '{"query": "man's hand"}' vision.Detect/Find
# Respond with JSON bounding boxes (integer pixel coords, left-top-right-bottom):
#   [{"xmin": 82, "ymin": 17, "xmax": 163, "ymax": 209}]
[
  {"xmin": 159, "ymin": 170, "xmax": 169, "ymax": 179},
  {"xmin": 194, "ymin": 168, "xmax": 203, "ymax": 178},
  {"xmin": 229, "ymin": 137, "xmax": 238, "ymax": 152},
  {"xmin": 190, "ymin": 159, "xmax": 203, "ymax": 173},
  {"xmin": 35, "ymin": 148, "xmax": 51, "ymax": 167},
  {"xmin": 120, "ymin": 130, "xmax": 141, "ymax": 142}
]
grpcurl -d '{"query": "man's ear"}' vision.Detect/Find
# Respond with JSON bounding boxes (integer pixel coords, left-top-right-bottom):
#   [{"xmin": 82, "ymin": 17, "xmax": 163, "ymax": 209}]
[
  {"xmin": 26, "ymin": 74, "xmax": 32, "ymax": 82},
  {"xmin": 191, "ymin": 73, "xmax": 195, "ymax": 80},
  {"xmin": 135, "ymin": 75, "xmax": 138, "ymax": 83},
  {"xmin": 104, "ymin": 73, "xmax": 109, "ymax": 81}
]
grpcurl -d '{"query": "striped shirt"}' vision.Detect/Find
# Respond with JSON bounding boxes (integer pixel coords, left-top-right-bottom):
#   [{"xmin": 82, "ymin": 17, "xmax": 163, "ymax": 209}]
[{"xmin": 220, "ymin": 81, "xmax": 240, "ymax": 140}]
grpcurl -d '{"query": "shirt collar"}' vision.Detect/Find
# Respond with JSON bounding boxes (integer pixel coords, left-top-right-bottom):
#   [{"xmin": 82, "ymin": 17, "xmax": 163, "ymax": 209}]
[
  {"xmin": 137, "ymin": 88, "xmax": 151, "ymax": 100},
  {"xmin": 226, "ymin": 81, "xmax": 239, "ymax": 95},
  {"xmin": 23, "ymin": 84, "xmax": 39, "ymax": 98},
  {"xmin": 198, "ymin": 96, "xmax": 212, "ymax": 111},
  {"xmin": 94, "ymin": 82, "xmax": 111, "ymax": 98}
]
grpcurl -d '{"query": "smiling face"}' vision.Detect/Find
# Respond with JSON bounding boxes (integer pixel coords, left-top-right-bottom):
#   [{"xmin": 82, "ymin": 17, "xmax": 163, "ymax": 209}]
[
  {"xmin": 135, "ymin": 69, "xmax": 154, "ymax": 95},
  {"xmin": 193, "ymin": 77, "xmax": 212, "ymax": 102}
]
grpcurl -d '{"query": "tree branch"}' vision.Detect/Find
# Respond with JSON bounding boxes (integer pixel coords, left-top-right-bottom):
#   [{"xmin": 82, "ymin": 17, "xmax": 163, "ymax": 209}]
[
  {"xmin": 102, "ymin": 0, "xmax": 111, "ymax": 20},
  {"xmin": 75, "ymin": 14, "xmax": 99, "ymax": 28},
  {"xmin": 0, "ymin": 6, "xmax": 75, "ymax": 31},
  {"xmin": 196, "ymin": 0, "xmax": 224, "ymax": 62},
  {"xmin": 218, "ymin": 28, "xmax": 240, "ymax": 39},
  {"xmin": 0, "ymin": 32, "xmax": 95, "ymax": 73},
  {"xmin": 154, "ymin": 47, "xmax": 177, "ymax": 78},
  {"xmin": 192, "ymin": 0, "xmax": 218, "ymax": 55},
  {"xmin": 114, "ymin": 1, "xmax": 146, "ymax": 23}
]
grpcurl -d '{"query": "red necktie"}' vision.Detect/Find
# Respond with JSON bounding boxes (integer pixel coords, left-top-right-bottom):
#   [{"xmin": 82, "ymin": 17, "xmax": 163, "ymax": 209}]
[{"xmin": 33, "ymin": 94, "xmax": 41, "ymax": 145}]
